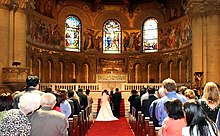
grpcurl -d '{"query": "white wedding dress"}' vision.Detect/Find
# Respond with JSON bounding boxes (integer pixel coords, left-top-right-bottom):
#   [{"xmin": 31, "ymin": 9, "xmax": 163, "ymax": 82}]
[{"xmin": 96, "ymin": 92, "xmax": 118, "ymax": 121}]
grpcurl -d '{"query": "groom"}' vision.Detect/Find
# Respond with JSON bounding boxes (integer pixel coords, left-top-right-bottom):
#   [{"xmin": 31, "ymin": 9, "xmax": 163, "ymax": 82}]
[{"xmin": 112, "ymin": 88, "xmax": 122, "ymax": 118}]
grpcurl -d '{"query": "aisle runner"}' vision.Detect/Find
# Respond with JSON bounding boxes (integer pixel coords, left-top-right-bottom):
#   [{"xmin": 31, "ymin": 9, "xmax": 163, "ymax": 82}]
[{"xmin": 87, "ymin": 118, "xmax": 134, "ymax": 136}]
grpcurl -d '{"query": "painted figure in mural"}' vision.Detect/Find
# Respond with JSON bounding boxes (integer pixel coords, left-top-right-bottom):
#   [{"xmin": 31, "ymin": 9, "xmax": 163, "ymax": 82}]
[
  {"xmin": 95, "ymin": 36, "xmax": 102, "ymax": 52},
  {"xmin": 44, "ymin": 0, "xmax": 53, "ymax": 18},
  {"xmin": 83, "ymin": 29, "xmax": 95, "ymax": 50},
  {"xmin": 123, "ymin": 35, "xmax": 130, "ymax": 51}
]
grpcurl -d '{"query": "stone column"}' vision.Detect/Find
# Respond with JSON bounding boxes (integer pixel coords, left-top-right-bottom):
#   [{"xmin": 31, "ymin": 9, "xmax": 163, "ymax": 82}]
[
  {"xmin": 186, "ymin": 0, "xmax": 220, "ymax": 84},
  {"xmin": 13, "ymin": 0, "xmax": 35, "ymax": 67},
  {"xmin": 0, "ymin": 1, "xmax": 10, "ymax": 82}
]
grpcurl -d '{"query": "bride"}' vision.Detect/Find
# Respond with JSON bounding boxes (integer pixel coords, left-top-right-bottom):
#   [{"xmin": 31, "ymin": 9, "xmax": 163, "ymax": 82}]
[{"xmin": 96, "ymin": 90, "xmax": 118, "ymax": 121}]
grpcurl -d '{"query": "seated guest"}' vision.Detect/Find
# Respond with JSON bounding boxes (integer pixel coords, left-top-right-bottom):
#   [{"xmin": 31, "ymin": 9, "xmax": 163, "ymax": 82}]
[
  {"xmin": 182, "ymin": 100, "xmax": 218, "ymax": 136},
  {"xmin": 155, "ymin": 78, "xmax": 187, "ymax": 126},
  {"xmin": 0, "ymin": 93, "xmax": 13, "ymax": 121},
  {"xmin": 29, "ymin": 93, "xmax": 68, "ymax": 136},
  {"xmin": 200, "ymin": 82, "xmax": 220, "ymax": 122},
  {"xmin": 161, "ymin": 98, "xmax": 186, "ymax": 136},
  {"xmin": 0, "ymin": 93, "xmax": 41, "ymax": 136}
]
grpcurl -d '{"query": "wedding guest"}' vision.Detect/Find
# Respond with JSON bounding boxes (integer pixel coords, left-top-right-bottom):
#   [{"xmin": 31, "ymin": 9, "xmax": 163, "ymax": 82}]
[
  {"xmin": 77, "ymin": 88, "xmax": 88, "ymax": 110},
  {"xmin": 29, "ymin": 93, "xmax": 68, "ymax": 136},
  {"xmin": 13, "ymin": 75, "xmax": 44, "ymax": 108},
  {"xmin": 182, "ymin": 100, "xmax": 218, "ymax": 136},
  {"xmin": 155, "ymin": 78, "xmax": 187, "ymax": 126},
  {"xmin": 142, "ymin": 86, "xmax": 157, "ymax": 117},
  {"xmin": 184, "ymin": 89, "xmax": 196, "ymax": 100},
  {"xmin": 161, "ymin": 98, "xmax": 186, "ymax": 136},
  {"xmin": 59, "ymin": 89, "xmax": 72, "ymax": 119},
  {"xmin": 149, "ymin": 87, "xmax": 166, "ymax": 127},
  {"xmin": 68, "ymin": 90, "xmax": 80, "ymax": 115},
  {"xmin": 0, "ymin": 93, "xmax": 41, "ymax": 136},
  {"xmin": 86, "ymin": 89, "xmax": 93, "ymax": 108},
  {"xmin": 200, "ymin": 82, "xmax": 220, "ymax": 122}
]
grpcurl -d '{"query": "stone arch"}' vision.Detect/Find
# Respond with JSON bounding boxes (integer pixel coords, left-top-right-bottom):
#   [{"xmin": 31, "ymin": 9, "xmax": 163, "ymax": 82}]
[
  {"xmin": 134, "ymin": 8, "xmax": 164, "ymax": 28},
  {"xmin": 58, "ymin": 6, "xmax": 92, "ymax": 29},
  {"xmin": 94, "ymin": 10, "xmax": 130, "ymax": 29}
]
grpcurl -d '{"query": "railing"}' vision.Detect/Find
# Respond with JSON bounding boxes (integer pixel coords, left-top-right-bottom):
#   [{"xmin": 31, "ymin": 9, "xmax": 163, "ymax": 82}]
[
  {"xmin": 40, "ymin": 82, "xmax": 189, "ymax": 91},
  {"xmin": 40, "ymin": 83, "xmax": 102, "ymax": 91}
]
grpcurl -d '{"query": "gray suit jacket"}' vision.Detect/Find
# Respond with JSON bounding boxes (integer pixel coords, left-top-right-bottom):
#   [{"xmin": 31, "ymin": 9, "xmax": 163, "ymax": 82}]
[{"xmin": 28, "ymin": 106, "xmax": 68, "ymax": 136}]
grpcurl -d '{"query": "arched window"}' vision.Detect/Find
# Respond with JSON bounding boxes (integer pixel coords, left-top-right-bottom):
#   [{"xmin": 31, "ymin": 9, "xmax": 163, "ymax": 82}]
[
  {"xmin": 103, "ymin": 19, "xmax": 121, "ymax": 54},
  {"xmin": 143, "ymin": 18, "xmax": 158, "ymax": 52},
  {"xmin": 65, "ymin": 16, "xmax": 81, "ymax": 52}
]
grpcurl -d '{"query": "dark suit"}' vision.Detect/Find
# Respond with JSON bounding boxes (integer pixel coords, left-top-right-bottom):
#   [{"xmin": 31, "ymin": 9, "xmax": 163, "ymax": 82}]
[
  {"xmin": 77, "ymin": 92, "xmax": 88, "ymax": 110},
  {"xmin": 112, "ymin": 92, "xmax": 122, "ymax": 118},
  {"xmin": 28, "ymin": 106, "xmax": 68, "ymax": 136}
]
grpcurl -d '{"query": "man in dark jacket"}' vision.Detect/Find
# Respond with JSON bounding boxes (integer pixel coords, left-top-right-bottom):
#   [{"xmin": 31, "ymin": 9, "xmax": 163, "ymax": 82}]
[
  {"xmin": 77, "ymin": 88, "xmax": 88, "ymax": 110},
  {"xmin": 112, "ymin": 88, "xmax": 122, "ymax": 118}
]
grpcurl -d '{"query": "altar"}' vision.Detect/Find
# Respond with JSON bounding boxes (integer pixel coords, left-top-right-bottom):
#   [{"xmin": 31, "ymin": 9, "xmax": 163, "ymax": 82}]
[{"xmin": 96, "ymin": 74, "xmax": 128, "ymax": 91}]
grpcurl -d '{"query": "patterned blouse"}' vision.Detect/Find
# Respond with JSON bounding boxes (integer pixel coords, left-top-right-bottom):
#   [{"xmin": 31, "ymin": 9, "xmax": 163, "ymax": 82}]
[{"xmin": 0, "ymin": 109, "xmax": 31, "ymax": 136}]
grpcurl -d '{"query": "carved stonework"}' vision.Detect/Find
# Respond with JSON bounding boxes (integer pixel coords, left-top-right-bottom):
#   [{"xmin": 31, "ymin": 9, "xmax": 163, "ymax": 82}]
[
  {"xmin": 2, "ymin": 67, "xmax": 28, "ymax": 83},
  {"xmin": 185, "ymin": 0, "xmax": 220, "ymax": 16},
  {"xmin": 96, "ymin": 74, "xmax": 127, "ymax": 82}
]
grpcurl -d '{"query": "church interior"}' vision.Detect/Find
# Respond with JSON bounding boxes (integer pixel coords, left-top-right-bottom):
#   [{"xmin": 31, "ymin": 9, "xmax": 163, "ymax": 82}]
[
  {"xmin": 0, "ymin": 0, "xmax": 219, "ymax": 92},
  {"xmin": 0, "ymin": 0, "xmax": 220, "ymax": 135}
]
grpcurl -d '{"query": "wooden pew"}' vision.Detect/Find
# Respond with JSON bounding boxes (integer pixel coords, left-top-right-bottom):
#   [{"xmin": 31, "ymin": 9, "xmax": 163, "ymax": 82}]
[
  {"xmin": 68, "ymin": 118, "xmax": 74, "ymax": 136},
  {"xmin": 154, "ymin": 127, "xmax": 161, "ymax": 136},
  {"xmin": 73, "ymin": 115, "xmax": 79, "ymax": 136}
]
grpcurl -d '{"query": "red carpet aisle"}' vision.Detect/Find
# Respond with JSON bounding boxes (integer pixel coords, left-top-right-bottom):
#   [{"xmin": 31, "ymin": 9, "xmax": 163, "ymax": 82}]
[{"xmin": 86, "ymin": 118, "xmax": 134, "ymax": 136}]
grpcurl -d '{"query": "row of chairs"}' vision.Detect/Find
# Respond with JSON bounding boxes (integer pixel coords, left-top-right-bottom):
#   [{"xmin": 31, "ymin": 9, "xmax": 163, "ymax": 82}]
[
  {"xmin": 129, "ymin": 107, "xmax": 161, "ymax": 136},
  {"xmin": 68, "ymin": 105, "xmax": 93, "ymax": 136}
]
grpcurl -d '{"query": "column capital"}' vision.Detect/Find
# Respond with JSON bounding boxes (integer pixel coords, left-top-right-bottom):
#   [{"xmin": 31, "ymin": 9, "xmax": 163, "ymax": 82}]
[
  {"xmin": 5, "ymin": 0, "xmax": 35, "ymax": 12},
  {"xmin": 185, "ymin": 0, "xmax": 220, "ymax": 17}
]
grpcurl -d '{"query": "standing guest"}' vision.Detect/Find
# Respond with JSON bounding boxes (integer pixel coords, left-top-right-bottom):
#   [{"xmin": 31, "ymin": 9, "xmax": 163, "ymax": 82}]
[
  {"xmin": 53, "ymin": 91, "xmax": 62, "ymax": 112},
  {"xmin": 13, "ymin": 75, "xmax": 44, "ymax": 108},
  {"xmin": 86, "ymin": 89, "xmax": 93, "ymax": 108},
  {"xmin": 155, "ymin": 78, "xmax": 187, "ymax": 126},
  {"xmin": 177, "ymin": 86, "xmax": 188, "ymax": 95},
  {"xmin": 142, "ymin": 86, "xmax": 157, "ymax": 117},
  {"xmin": 128, "ymin": 89, "xmax": 139, "ymax": 114},
  {"xmin": 112, "ymin": 88, "xmax": 122, "ymax": 118},
  {"xmin": 140, "ymin": 87, "xmax": 148, "ymax": 106},
  {"xmin": 0, "ymin": 93, "xmax": 41, "ymax": 136},
  {"xmin": 216, "ymin": 110, "xmax": 220, "ymax": 135},
  {"xmin": 59, "ymin": 89, "xmax": 72, "ymax": 119},
  {"xmin": 77, "ymin": 88, "xmax": 88, "ymax": 110},
  {"xmin": 149, "ymin": 87, "xmax": 166, "ymax": 127},
  {"xmin": 182, "ymin": 100, "xmax": 218, "ymax": 136},
  {"xmin": 199, "ymin": 82, "xmax": 220, "ymax": 122},
  {"xmin": 68, "ymin": 90, "xmax": 80, "ymax": 115},
  {"xmin": 184, "ymin": 89, "xmax": 196, "ymax": 100},
  {"xmin": 29, "ymin": 93, "xmax": 68, "ymax": 136},
  {"xmin": 161, "ymin": 98, "xmax": 186, "ymax": 136}
]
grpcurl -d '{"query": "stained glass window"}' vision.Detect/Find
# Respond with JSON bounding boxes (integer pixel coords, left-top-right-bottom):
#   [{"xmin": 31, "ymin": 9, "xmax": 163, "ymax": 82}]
[
  {"xmin": 65, "ymin": 16, "xmax": 81, "ymax": 52},
  {"xmin": 143, "ymin": 18, "xmax": 158, "ymax": 52},
  {"xmin": 103, "ymin": 20, "xmax": 121, "ymax": 54}
]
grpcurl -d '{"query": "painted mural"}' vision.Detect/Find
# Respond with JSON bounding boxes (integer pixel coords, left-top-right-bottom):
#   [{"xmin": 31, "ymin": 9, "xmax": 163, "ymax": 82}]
[{"xmin": 158, "ymin": 18, "xmax": 192, "ymax": 50}]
